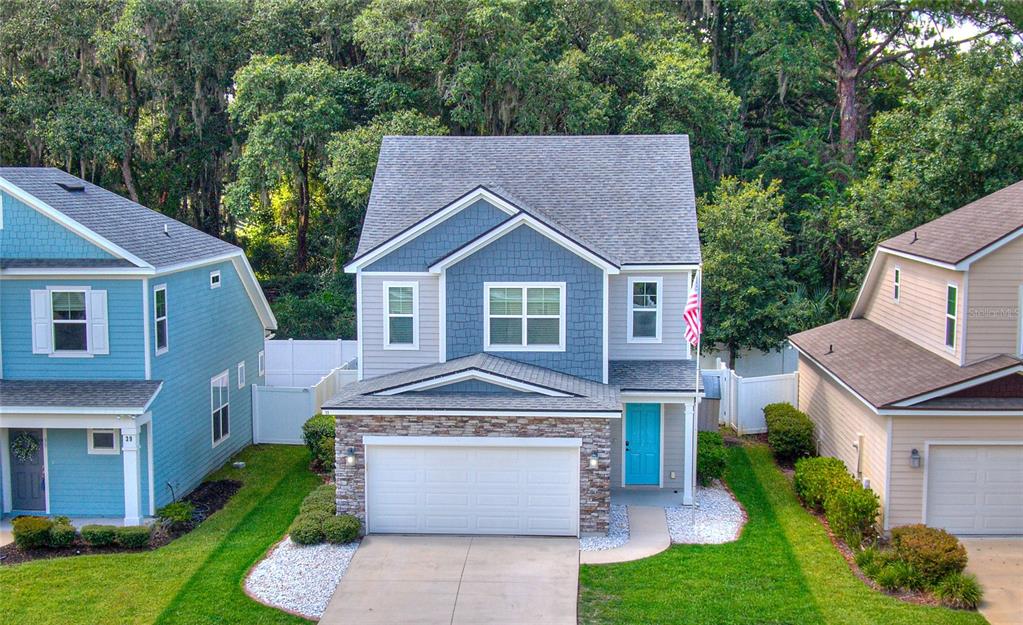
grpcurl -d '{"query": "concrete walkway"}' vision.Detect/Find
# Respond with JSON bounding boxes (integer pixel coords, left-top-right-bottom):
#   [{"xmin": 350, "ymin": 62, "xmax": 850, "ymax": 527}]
[
  {"xmin": 961, "ymin": 537, "xmax": 1023, "ymax": 625},
  {"xmin": 581, "ymin": 506, "xmax": 671, "ymax": 565},
  {"xmin": 321, "ymin": 535, "xmax": 578, "ymax": 625}
]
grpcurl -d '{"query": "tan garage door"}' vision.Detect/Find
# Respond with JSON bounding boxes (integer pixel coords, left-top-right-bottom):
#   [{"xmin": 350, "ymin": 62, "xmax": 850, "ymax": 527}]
[{"xmin": 926, "ymin": 445, "xmax": 1023, "ymax": 535}]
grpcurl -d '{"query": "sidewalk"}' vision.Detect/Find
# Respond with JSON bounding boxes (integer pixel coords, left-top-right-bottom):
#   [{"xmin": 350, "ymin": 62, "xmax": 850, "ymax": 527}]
[{"xmin": 581, "ymin": 506, "xmax": 671, "ymax": 565}]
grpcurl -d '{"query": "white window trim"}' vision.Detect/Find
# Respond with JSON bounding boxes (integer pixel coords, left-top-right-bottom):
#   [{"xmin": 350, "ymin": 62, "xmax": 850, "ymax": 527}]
[
  {"xmin": 48, "ymin": 286, "xmax": 92, "ymax": 358},
  {"xmin": 0, "ymin": 192, "xmax": 4, "ymax": 229},
  {"xmin": 209, "ymin": 270, "xmax": 221, "ymax": 289},
  {"xmin": 211, "ymin": 370, "xmax": 230, "ymax": 447},
  {"xmin": 892, "ymin": 266, "xmax": 901, "ymax": 303},
  {"xmin": 87, "ymin": 428, "xmax": 120, "ymax": 455},
  {"xmin": 626, "ymin": 276, "xmax": 663, "ymax": 343},
  {"xmin": 382, "ymin": 281, "xmax": 419, "ymax": 350},
  {"xmin": 258, "ymin": 350, "xmax": 265, "ymax": 376},
  {"xmin": 483, "ymin": 281, "xmax": 566, "ymax": 352},
  {"xmin": 945, "ymin": 283, "xmax": 958, "ymax": 351},
  {"xmin": 237, "ymin": 361, "xmax": 246, "ymax": 389},
  {"xmin": 154, "ymin": 284, "xmax": 168, "ymax": 356}
]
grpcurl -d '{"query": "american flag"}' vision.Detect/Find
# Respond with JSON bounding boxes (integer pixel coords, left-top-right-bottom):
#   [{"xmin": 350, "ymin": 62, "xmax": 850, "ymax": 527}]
[{"xmin": 684, "ymin": 273, "xmax": 702, "ymax": 347}]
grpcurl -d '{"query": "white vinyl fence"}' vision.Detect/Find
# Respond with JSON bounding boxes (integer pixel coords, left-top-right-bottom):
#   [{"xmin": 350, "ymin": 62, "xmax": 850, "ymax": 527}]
[
  {"xmin": 264, "ymin": 339, "xmax": 357, "ymax": 386},
  {"xmin": 252, "ymin": 366, "xmax": 358, "ymax": 444},
  {"xmin": 715, "ymin": 364, "xmax": 799, "ymax": 435}
]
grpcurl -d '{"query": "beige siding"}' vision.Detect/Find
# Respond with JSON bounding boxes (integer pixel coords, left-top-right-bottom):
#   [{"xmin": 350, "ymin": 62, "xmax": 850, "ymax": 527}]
[
  {"xmin": 863, "ymin": 254, "xmax": 964, "ymax": 364},
  {"xmin": 609, "ymin": 271, "xmax": 691, "ymax": 360},
  {"xmin": 965, "ymin": 236, "xmax": 1023, "ymax": 363},
  {"xmin": 610, "ymin": 403, "xmax": 689, "ymax": 488},
  {"xmin": 888, "ymin": 416, "xmax": 1023, "ymax": 528},
  {"xmin": 797, "ymin": 356, "xmax": 889, "ymax": 513},
  {"xmin": 360, "ymin": 274, "xmax": 441, "ymax": 378}
]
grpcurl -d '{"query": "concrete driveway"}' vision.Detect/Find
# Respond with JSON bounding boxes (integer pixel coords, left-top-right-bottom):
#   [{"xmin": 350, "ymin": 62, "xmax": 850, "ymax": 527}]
[
  {"xmin": 961, "ymin": 537, "xmax": 1023, "ymax": 625},
  {"xmin": 321, "ymin": 535, "xmax": 579, "ymax": 625}
]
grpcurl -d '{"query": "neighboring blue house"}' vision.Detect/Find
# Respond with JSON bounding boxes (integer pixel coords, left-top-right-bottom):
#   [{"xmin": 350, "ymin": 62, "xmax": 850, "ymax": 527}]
[
  {"xmin": 324, "ymin": 136, "xmax": 703, "ymax": 537},
  {"xmin": 0, "ymin": 168, "xmax": 275, "ymax": 525}
]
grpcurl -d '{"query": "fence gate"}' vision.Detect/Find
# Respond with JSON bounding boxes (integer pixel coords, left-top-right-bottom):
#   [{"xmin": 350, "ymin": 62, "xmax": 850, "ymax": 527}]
[
  {"xmin": 718, "ymin": 367, "xmax": 799, "ymax": 435},
  {"xmin": 252, "ymin": 366, "xmax": 358, "ymax": 444}
]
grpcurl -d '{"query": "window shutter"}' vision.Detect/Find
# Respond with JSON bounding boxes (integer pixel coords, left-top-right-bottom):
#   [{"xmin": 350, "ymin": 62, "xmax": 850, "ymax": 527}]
[
  {"xmin": 88, "ymin": 290, "xmax": 109, "ymax": 354},
  {"xmin": 30, "ymin": 289, "xmax": 52, "ymax": 354}
]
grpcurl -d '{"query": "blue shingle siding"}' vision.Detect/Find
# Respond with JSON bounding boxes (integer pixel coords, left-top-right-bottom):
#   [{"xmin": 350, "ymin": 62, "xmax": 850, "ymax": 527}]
[
  {"xmin": 364, "ymin": 199, "xmax": 509, "ymax": 272},
  {"xmin": 149, "ymin": 260, "xmax": 264, "ymax": 508},
  {"xmin": 0, "ymin": 279, "xmax": 145, "ymax": 379},
  {"xmin": 445, "ymin": 225, "xmax": 604, "ymax": 381},
  {"xmin": 0, "ymin": 191, "xmax": 113, "ymax": 259},
  {"xmin": 46, "ymin": 429, "xmax": 125, "ymax": 517},
  {"xmin": 416, "ymin": 379, "xmax": 523, "ymax": 395}
]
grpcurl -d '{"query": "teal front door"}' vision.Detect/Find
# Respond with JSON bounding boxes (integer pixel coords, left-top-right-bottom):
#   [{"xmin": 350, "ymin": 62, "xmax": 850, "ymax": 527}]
[{"xmin": 624, "ymin": 404, "xmax": 660, "ymax": 485}]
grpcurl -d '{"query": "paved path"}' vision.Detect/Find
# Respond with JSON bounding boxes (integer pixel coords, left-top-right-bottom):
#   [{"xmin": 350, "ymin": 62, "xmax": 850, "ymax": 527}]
[
  {"xmin": 961, "ymin": 537, "xmax": 1023, "ymax": 625},
  {"xmin": 581, "ymin": 506, "xmax": 670, "ymax": 565},
  {"xmin": 321, "ymin": 535, "xmax": 578, "ymax": 625}
]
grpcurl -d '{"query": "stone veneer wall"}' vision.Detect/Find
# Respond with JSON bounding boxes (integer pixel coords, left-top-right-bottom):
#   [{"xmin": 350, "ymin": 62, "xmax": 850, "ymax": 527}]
[{"xmin": 334, "ymin": 415, "xmax": 612, "ymax": 534}]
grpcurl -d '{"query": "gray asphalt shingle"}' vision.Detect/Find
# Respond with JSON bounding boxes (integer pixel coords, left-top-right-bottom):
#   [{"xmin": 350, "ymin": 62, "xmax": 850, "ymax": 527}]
[
  {"xmin": 0, "ymin": 379, "xmax": 163, "ymax": 411},
  {"xmin": 609, "ymin": 360, "xmax": 699, "ymax": 392}
]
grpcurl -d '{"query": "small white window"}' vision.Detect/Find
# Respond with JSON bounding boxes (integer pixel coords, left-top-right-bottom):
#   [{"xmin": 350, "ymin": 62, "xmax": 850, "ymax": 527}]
[
  {"xmin": 87, "ymin": 429, "xmax": 119, "ymax": 455},
  {"xmin": 484, "ymin": 282, "xmax": 565, "ymax": 352},
  {"xmin": 237, "ymin": 361, "xmax": 246, "ymax": 389},
  {"xmin": 627, "ymin": 277, "xmax": 662, "ymax": 342},
  {"xmin": 383, "ymin": 281, "xmax": 419, "ymax": 349},
  {"xmin": 211, "ymin": 370, "xmax": 230, "ymax": 446},
  {"xmin": 258, "ymin": 350, "xmax": 265, "ymax": 376},
  {"xmin": 945, "ymin": 284, "xmax": 958, "ymax": 350},
  {"xmin": 210, "ymin": 271, "xmax": 221, "ymax": 289},
  {"xmin": 51, "ymin": 289, "xmax": 89, "ymax": 353},
  {"xmin": 154, "ymin": 285, "xmax": 168, "ymax": 355}
]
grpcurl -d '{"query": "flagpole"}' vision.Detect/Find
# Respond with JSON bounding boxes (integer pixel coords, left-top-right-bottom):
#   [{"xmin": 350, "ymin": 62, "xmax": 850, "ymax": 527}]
[{"xmin": 692, "ymin": 268, "xmax": 701, "ymax": 504}]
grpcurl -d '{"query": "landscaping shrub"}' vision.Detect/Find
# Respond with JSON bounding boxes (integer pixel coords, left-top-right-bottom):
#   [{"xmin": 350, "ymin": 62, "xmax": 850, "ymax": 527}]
[
  {"xmin": 323, "ymin": 514, "xmax": 360, "ymax": 544},
  {"xmin": 289, "ymin": 511, "xmax": 329, "ymax": 545},
  {"xmin": 300, "ymin": 484, "xmax": 337, "ymax": 515},
  {"xmin": 316, "ymin": 436, "xmax": 336, "ymax": 473},
  {"xmin": 696, "ymin": 431, "xmax": 727, "ymax": 486},
  {"xmin": 890, "ymin": 524, "xmax": 968, "ymax": 585},
  {"xmin": 824, "ymin": 483, "xmax": 879, "ymax": 549},
  {"xmin": 12, "ymin": 516, "xmax": 54, "ymax": 549},
  {"xmin": 874, "ymin": 560, "xmax": 925, "ymax": 592},
  {"xmin": 48, "ymin": 519, "xmax": 77, "ymax": 547},
  {"xmin": 157, "ymin": 501, "xmax": 196, "ymax": 529},
  {"xmin": 115, "ymin": 525, "xmax": 152, "ymax": 548},
  {"xmin": 81, "ymin": 524, "xmax": 117, "ymax": 547},
  {"xmin": 302, "ymin": 414, "xmax": 336, "ymax": 471},
  {"xmin": 934, "ymin": 573, "xmax": 983, "ymax": 609},
  {"xmin": 793, "ymin": 456, "xmax": 855, "ymax": 511},
  {"xmin": 763, "ymin": 403, "xmax": 815, "ymax": 462}
]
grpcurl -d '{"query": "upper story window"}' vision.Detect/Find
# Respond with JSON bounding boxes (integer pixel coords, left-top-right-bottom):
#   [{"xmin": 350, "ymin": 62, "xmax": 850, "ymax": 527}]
[
  {"xmin": 945, "ymin": 284, "xmax": 958, "ymax": 350},
  {"xmin": 484, "ymin": 282, "xmax": 565, "ymax": 352},
  {"xmin": 31, "ymin": 287, "xmax": 108, "ymax": 356},
  {"xmin": 237, "ymin": 361, "xmax": 246, "ymax": 389},
  {"xmin": 51, "ymin": 290, "xmax": 88, "ymax": 352},
  {"xmin": 209, "ymin": 270, "xmax": 221, "ymax": 289},
  {"xmin": 628, "ymin": 277, "xmax": 662, "ymax": 342},
  {"xmin": 211, "ymin": 370, "xmax": 230, "ymax": 446},
  {"xmin": 154, "ymin": 285, "xmax": 168, "ymax": 355},
  {"xmin": 258, "ymin": 350, "xmax": 266, "ymax": 376},
  {"xmin": 383, "ymin": 282, "xmax": 418, "ymax": 349},
  {"xmin": 893, "ymin": 267, "xmax": 901, "ymax": 302}
]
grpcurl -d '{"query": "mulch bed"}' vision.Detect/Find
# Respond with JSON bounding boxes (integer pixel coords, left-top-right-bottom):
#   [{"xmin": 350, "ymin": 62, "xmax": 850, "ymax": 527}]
[{"xmin": 0, "ymin": 479, "xmax": 241, "ymax": 566}]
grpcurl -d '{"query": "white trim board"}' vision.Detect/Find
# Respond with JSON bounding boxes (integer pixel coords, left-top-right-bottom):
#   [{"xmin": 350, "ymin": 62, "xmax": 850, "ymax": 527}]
[
  {"xmin": 324, "ymin": 408, "xmax": 621, "ymax": 418},
  {"xmin": 382, "ymin": 281, "xmax": 420, "ymax": 350},
  {"xmin": 373, "ymin": 370, "xmax": 573, "ymax": 397},
  {"xmin": 626, "ymin": 276, "xmax": 663, "ymax": 344},
  {"xmin": 483, "ymin": 281, "xmax": 567, "ymax": 353},
  {"xmin": 891, "ymin": 365, "xmax": 1023, "ymax": 407},
  {"xmin": 362, "ymin": 435, "xmax": 583, "ymax": 448}
]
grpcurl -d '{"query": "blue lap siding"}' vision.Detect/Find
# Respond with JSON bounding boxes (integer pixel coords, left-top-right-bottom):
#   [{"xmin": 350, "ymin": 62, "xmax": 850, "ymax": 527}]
[
  {"xmin": 0, "ymin": 191, "xmax": 113, "ymax": 259},
  {"xmin": 46, "ymin": 429, "xmax": 125, "ymax": 517}
]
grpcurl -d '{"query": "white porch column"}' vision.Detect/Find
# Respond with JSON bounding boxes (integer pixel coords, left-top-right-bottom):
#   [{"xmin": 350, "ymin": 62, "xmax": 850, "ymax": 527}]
[
  {"xmin": 682, "ymin": 400, "xmax": 696, "ymax": 505},
  {"xmin": 120, "ymin": 420, "xmax": 142, "ymax": 525}
]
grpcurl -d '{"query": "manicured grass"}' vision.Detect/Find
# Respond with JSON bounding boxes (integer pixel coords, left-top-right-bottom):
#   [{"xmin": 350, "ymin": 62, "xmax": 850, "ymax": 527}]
[
  {"xmin": 579, "ymin": 444, "xmax": 988, "ymax": 625},
  {"xmin": 0, "ymin": 445, "xmax": 320, "ymax": 625}
]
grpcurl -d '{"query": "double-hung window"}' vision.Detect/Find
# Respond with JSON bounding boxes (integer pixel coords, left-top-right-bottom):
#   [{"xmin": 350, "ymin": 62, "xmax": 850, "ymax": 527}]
[
  {"xmin": 154, "ymin": 285, "xmax": 168, "ymax": 355},
  {"xmin": 893, "ymin": 268, "xmax": 901, "ymax": 302},
  {"xmin": 628, "ymin": 277, "xmax": 662, "ymax": 342},
  {"xmin": 485, "ymin": 283, "xmax": 565, "ymax": 351},
  {"xmin": 383, "ymin": 282, "xmax": 418, "ymax": 349},
  {"xmin": 211, "ymin": 371, "xmax": 230, "ymax": 446},
  {"xmin": 945, "ymin": 284, "xmax": 958, "ymax": 350},
  {"xmin": 51, "ymin": 289, "xmax": 89, "ymax": 352}
]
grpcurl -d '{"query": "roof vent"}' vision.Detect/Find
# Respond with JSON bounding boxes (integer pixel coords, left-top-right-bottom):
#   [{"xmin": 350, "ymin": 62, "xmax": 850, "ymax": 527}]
[
  {"xmin": 910, "ymin": 231, "xmax": 918, "ymax": 244},
  {"xmin": 56, "ymin": 182, "xmax": 85, "ymax": 192},
  {"xmin": 826, "ymin": 344, "xmax": 834, "ymax": 355},
  {"xmin": 164, "ymin": 224, "xmax": 170, "ymax": 237}
]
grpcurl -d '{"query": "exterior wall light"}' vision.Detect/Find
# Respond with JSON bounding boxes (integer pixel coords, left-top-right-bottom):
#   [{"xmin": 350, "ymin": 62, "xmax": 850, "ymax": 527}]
[
  {"xmin": 910, "ymin": 448, "xmax": 921, "ymax": 469},
  {"xmin": 589, "ymin": 451, "xmax": 599, "ymax": 469},
  {"xmin": 345, "ymin": 447, "xmax": 356, "ymax": 466}
]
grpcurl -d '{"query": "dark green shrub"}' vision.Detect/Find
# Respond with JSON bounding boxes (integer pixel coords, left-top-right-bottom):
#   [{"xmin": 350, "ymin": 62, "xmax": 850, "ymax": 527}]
[
  {"xmin": 316, "ymin": 436, "xmax": 336, "ymax": 473},
  {"xmin": 302, "ymin": 414, "xmax": 336, "ymax": 472},
  {"xmin": 300, "ymin": 484, "xmax": 337, "ymax": 515},
  {"xmin": 157, "ymin": 501, "xmax": 196, "ymax": 528},
  {"xmin": 824, "ymin": 483, "xmax": 879, "ymax": 549},
  {"xmin": 696, "ymin": 431, "xmax": 727, "ymax": 486},
  {"xmin": 290, "ymin": 511, "xmax": 329, "ymax": 545},
  {"xmin": 934, "ymin": 573, "xmax": 983, "ymax": 609},
  {"xmin": 890, "ymin": 524, "xmax": 968, "ymax": 585},
  {"xmin": 794, "ymin": 456, "xmax": 855, "ymax": 511},
  {"xmin": 323, "ymin": 514, "xmax": 360, "ymax": 544},
  {"xmin": 48, "ymin": 520, "xmax": 77, "ymax": 547},
  {"xmin": 854, "ymin": 546, "xmax": 880, "ymax": 570},
  {"xmin": 12, "ymin": 516, "xmax": 54, "ymax": 549},
  {"xmin": 115, "ymin": 525, "xmax": 152, "ymax": 548},
  {"xmin": 81, "ymin": 524, "xmax": 117, "ymax": 547},
  {"xmin": 763, "ymin": 403, "xmax": 815, "ymax": 462}
]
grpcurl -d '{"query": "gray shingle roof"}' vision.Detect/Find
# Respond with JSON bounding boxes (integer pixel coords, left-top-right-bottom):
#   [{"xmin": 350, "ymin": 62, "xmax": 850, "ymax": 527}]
[
  {"xmin": 357, "ymin": 135, "xmax": 700, "ymax": 265},
  {"xmin": 609, "ymin": 360, "xmax": 699, "ymax": 392},
  {"xmin": 0, "ymin": 379, "xmax": 163, "ymax": 411},
  {"xmin": 0, "ymin": 258, "xmax": 137, "ymax": 269},
  {"xmin": 0, "ymin": 168, "xmax": 240, "ymax": 269}
]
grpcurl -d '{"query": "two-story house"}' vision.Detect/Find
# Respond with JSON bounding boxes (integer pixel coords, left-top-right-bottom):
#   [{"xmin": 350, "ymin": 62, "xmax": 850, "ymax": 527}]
[
  {"xmin": 790, "ymin": 181, "xmax": 1023, "ymax": 536},
  {"xmin": 0, "ymin": 168, "xmax": 275, "ymax": 525},
  {"xmin": 323, "ymin": 136, "xmax": 702, "ymax": 537}
]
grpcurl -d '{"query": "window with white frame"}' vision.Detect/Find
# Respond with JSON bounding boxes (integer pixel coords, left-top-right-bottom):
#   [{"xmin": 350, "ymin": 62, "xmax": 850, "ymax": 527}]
[
  {"xmin": 945, "ymin": 284, "xmax": 958, "ymax": 349},
  {"xmin": 258, "ymin": 350, "xmax": 265, "ymax": 376},
  {"xmin": 893, "ymin": 267, "xmax": 901, "ymax": 302},
  {"xmin": 209, "ymin": 270, "xmax": 221, "ymax": 289},
  {"xmin": 154, "ymin": 285, "xmax": 168, "ymax": 354},
  {"xmin": 484, "ymin": 283, "xmax": 565, "ymax": 351},
  {"xmin": 384, "ymin": 282, "xmax": 418, "ymax": 349},
  {"xmin": 628, "ymin": 277, "xmax": 662, "ymax": 342},
  {"xmin": 211, "ymin": 371, "xmax": 230, "ymax": 446},
  {"xmin": 87, "ymin": 429, "xmax": 119, "ymax": 455},
  {"xmin": 237, "ymin": 361, "xmax": 246, "ymax": 388},
  {"xmin": 51, "ymin": 289, "xmax": 89, "ymax": 352}
]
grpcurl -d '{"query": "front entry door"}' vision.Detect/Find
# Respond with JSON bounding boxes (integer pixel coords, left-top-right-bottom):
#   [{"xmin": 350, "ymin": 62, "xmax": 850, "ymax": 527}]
[
  {"xmin": 10, "ymin": 429, "xmax": 46, "ymax": 511},
  {"xmin": 625, "ymin": 404, "xmax": 660, "ymax": 485}
]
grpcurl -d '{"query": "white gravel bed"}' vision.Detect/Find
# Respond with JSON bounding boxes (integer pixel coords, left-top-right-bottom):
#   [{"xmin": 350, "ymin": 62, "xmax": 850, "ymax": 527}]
[
  {"xmin": 245, "ymin": 537, "xmax": 359, "ymax": 619},
  {"xmin": 580, "ymin": 504, "xmax": 629, "ymax": 551},
  {"xmin": 666, "ymin": 483, "xmax": 745, "ymax": 544}
]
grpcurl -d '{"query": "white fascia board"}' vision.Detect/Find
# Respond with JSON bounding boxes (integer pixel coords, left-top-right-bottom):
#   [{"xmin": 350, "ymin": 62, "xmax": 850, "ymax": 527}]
[
  {"xmin": 849, "ymin": 248, "xmax": 881, "ymax": 318},
  {"xmin": 373, "ymin": 370, "xmax": 572, "ymax": 397},
  {"xmin": 234, "ymin": 255, "xmax": 278, "ymax": 331},
  {"xmin": 890, "ymin": 365, "xmax": 1023, "ymax": 407},
  {"xmin": 0, "ymin": 406, "xmax": 148, "ymax": 417},
  {"xmin": 324, "ymin": 408, "xmax": 621, "ymax": 418},
  {"xmin": 790, "ymin": 343, "xmax": 881, "ymax": 414},
  {"xmin": 0, "ymin": 413, "xmax": 144, "ymax": 429},
  {"xmin": 954, "ymin": 227, "xmax": 1023, "ymax": 269},
  {"xmin": 0, "ymin": 176, "xmax": 153, "ymax": 269},
  {"xmin": 619, "ymin": 391, "xmax": 700, "ymax": 403},
  {"xmin": 363, "ymin": 435, "xmax": 583, "ymax": 448},
  {"xmin": 0, "ymin": 267, "xmax": 152, "ymax": 277},
  {"xmin": 875, "ymin": 246, "xmax": 957, "ymax": 270},
  {"xmin": 344, "ymin": 186, "xmax": 520, "ymax": 273},
  {"xmin": 879, "ymin": 408, "xmax": 1023, "ymax": 417},
  {"xmin": 621, "ymin": 264, "xmax": 701, "ymax": 272}
]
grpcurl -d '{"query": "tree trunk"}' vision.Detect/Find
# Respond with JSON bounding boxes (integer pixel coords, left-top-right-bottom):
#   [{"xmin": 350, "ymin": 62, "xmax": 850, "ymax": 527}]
[
  {"xmin": 836, "ymin": 17, "xmax": 859, "ymax": 169},
  {"xmin": 121, "ymin": 146, "xmax": 139, "ymax": 203},
  {"xmin": 727, "ymin": 342, "xmax": 737, "ymax": 370},
  {"xmin": 296, "ymin": 152, "xmax": 310, "ymax": 272}
]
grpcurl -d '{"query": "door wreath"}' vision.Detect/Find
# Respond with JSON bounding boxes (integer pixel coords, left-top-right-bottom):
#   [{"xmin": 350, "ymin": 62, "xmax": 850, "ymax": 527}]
[{"xmin": 11, "ymin": 432, "xmax": 40, "ymax": 463}]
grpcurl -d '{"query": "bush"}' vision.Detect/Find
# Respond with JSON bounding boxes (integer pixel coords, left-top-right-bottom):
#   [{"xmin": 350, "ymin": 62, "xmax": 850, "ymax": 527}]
[
  {"xmin": 854, "ymin": 546, "xmax": 880, "ymax": 570},
  {"xmin": 290, "ymin": 511, "xmax": 329, "ymax": 545},
  {"xmin": 303, "ymin": 414, "xmax": 336, "ymax": 472},
  {"xmin": 934, "ymin": 573, "xmax": 983, "ymax": 609},
  {"xmin": 824, "ymin": 483, "xmax": 879, "ymax": 549},
  {"xmin": 81, "ymin": 524, "xmax": 117, "ymax": 547},
  {"xmin": 890, "ymin": 524, "xmax": 968, "ymax": 585},
  {"xmin": 115, "ymin": 525, "xmax": 152, "ymax": 548},
  {"xmin": 48, "ymin": 520, "xmax": 77, "ymax": 547},
  {"xmin": 323, "ymin": 514, "xmax": 361, "ymax": 544},
  {"xmin": 794, "ymin": 456, "xmax": 855, "ymax": 511},
  {"xmin": 12, "ymin": 516, "xmax": 54, "ymax": 549},
  {"xmin": 316, "ymin": 436, "xmax": 336, "ymax": 473},
  {"xmin": 696, "ymin": 431, "xmax": 727, "ymax": 486},
  {"xmin": 300, "ymin": 484, "xmax": 337, "ymax": 515},
  {"xmin": 157, "ymin": 501, "xmax": 196, "ymax": 529},
  {"xmin": 763, "ymin": 403, "xmax": 815, "ymax": 462},
  {"xmin": 874, "ymin": 560, "xmax": 925, "ymax": 592}
]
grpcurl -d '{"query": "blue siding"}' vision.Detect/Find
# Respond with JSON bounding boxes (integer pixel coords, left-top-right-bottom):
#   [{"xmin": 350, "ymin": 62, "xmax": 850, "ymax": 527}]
[
  {"xmin": 417, "ymin": 379, "xmax": 525, "ymax": 395},
  {"xmin": 46, "ymin": 429, "xmax": 125, "ymax": 517},
  {"xmin": 446, "ymin": 225, "xmax": 604, "ymax": 381},
  {"xmin": 0, "ymin": 190, "xmax": 113, "ymax": 259},
  {"xmin": 139, "ymin": 422, "xmax": 150, "ymax": 515},
  {"xmin": 0, "ymin": 279, "xmax": 145, "ymax": 379},
  {"xmin": 365, "ymin": 199, "xmax": 510, "ymax": 272}
]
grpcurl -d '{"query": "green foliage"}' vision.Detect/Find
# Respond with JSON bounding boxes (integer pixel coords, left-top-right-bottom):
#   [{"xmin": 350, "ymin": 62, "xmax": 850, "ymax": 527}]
[
  {"xmin": 157, "ymin": 501, "xmax": 196, "ymax": 528},
  {"xmin": 80, "ymin": 524, "xmax": 118, "ymax": 547},
  {"xmin": 289, "ymin": 511, "xmax": 329, "ymax": 545},
  {"xmin": 300, "ymin": 484, "xmax": 337, "ymax": 515},
  {"xmin": 302, "ymin": 414, "xmax": 336, "ymax": 473},
  {"xmin": 824, "ymin": 483, "xmax": 880, "ymax": 549},
  {"xmin": 891, "ymin": 524, "xmax": 968, "ymax": 586},
  {"xmin": 794, "ymin": 456, "xmax": 854, "ymax": 511},
  {"xmin": 697, "ymin": 431, "xmax": 727, "ymax": 486},
  {"xmin": 763, "ymin": 403, "xmax": 814, "ymax": 463},
  {"xmin": 874, "ymin": 560, "xmax": 925, "ymax": 592},
  {"xmin": 270, "ymin": 289, "xmax": 355, "ymax": 340},
  {"xmin": 323, "ymin": 514, "xmax": 360, "ymax": 544},
  {"xmin": 12, "ymin": 516, "xmax": 54, "ymax": 550},
  {"xmin": 934, "ymin": 573, "xmax": 983, "ymax": 610},
  {"xmin": 115, "ymin": 525, "xmax": 152, "ymax": 549},
  {"xmin": 48, "ymin": 520, "xmax": 77, "ymax": 548}
]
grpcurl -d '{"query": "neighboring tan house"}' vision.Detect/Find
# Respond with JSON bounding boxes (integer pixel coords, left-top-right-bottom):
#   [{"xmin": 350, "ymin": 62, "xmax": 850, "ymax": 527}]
[
  {"xmin": 790, "ymin": 181, "xmax": 1023, "ymax": 535},
  {"xmin": 0, "ymin": 168, "xmax": 276, "ymax": 525},
  {"xmin": 324, "ymin": 136, "xmax": 702, "ymax": 537}
]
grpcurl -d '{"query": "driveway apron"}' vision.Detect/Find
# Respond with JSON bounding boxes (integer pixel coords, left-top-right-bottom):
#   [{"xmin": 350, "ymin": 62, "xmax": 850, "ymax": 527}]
[{"xmin": 961, "ymin": 537, "xmax": 1023, "ymax": 625}]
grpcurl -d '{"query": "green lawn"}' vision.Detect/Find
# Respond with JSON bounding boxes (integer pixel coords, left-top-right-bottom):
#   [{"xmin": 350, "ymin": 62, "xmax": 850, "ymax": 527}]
[
  {"xmin": 0, "ymin": 444, "xmax": 320, "ymax": 625},
  {"xmin": 580, "ymin": 444, "xmax": 988, "ymax": 625}
]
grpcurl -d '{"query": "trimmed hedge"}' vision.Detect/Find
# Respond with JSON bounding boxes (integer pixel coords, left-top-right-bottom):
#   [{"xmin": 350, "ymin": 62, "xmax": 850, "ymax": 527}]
[
  {"xmin": 793, "ymin": 456, "xmax": 855, "ymax": 511},
  {"xmin": 290, "ymin": 511, "xmax": 329, "ymax": 545},
  {"xmin": 323, "ymin": 514, "xmax": 360, "ymax": 544},
  {"xmin": 824, "ymin": 483, "xmax": 879, "ymax": 549},
  {"xmin": 115, "ymin": 525, "xmax": 152, "ymax": 548},
  {"xmin": 12, "ymin": 516, "xmax": 53, "ymax": 549},
  {"xmin": 300, "ymin": 484, "xmax": 337, "ymax": 515},
  {"xmin": 763, "ymin": 403, "xmax": 814, "ymax": 462},
  {"xmin": 302, "ymin": 414, "xmax": 336, "ymax": 472},
  {"xmin": 696, "ymin": 431, "xmax": 727, "ymax": 486},
  {"xmin": 891, "ymin": 524, "xmax": 968, "ymax": 585},
  {"xmin": 49, "ymin": 519, "xmax": 77, "ymax": 547},
  {"xmin": 81, "ymin": 524, "xmax": 117, "ymax": 547}
]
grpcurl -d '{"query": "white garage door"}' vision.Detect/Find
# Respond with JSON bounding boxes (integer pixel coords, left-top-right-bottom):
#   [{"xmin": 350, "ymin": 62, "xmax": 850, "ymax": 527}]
[
  {"xmin": 364, "ymin": 437, "xmax": 580, "ymax": 536},
  {"xmin": 926, "ymin": 445, "xmax": 1023, "ymax": 535}
]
